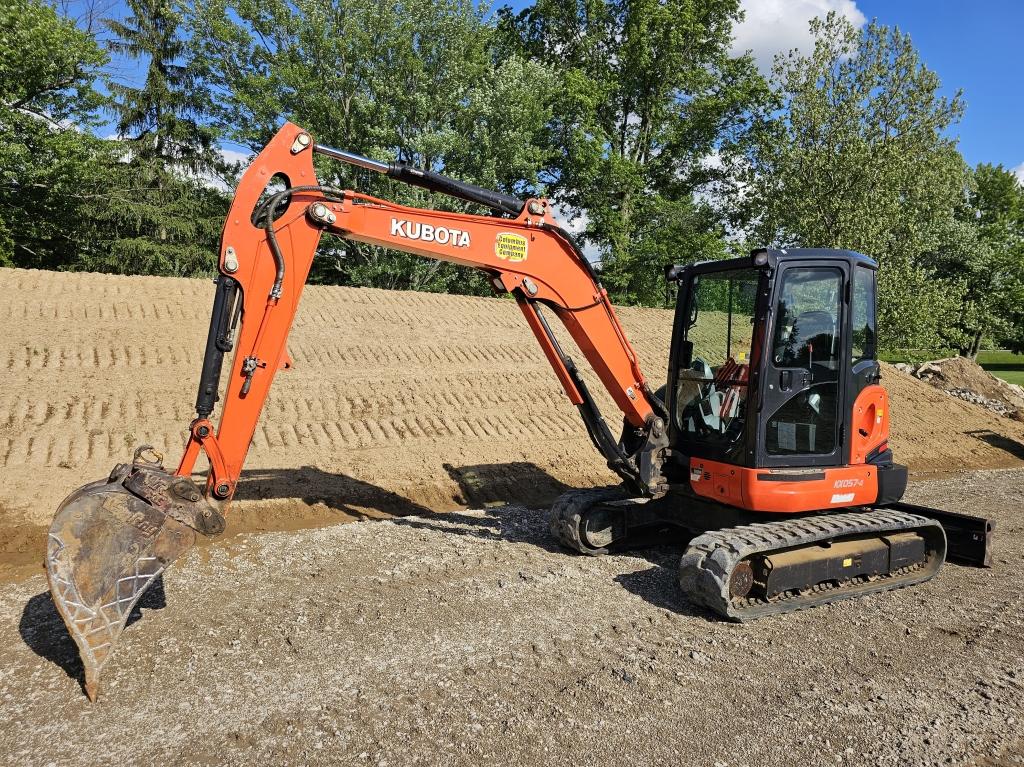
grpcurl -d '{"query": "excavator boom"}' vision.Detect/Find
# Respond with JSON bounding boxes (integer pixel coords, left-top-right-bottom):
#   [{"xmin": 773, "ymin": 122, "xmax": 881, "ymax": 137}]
[{"xmin": 45, "ymin": 122, "xmax": 668, "ymax": 699}]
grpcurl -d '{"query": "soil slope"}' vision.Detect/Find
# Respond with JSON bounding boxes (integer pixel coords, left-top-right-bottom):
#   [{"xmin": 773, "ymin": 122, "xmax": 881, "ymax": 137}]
[{"xmin": 2, "ymin": 267, "xmax": 1024, "ymax": 575}]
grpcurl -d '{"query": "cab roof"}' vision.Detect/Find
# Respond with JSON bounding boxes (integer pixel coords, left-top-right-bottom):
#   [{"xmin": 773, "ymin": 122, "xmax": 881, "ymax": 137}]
[
  {"xmin": 758, "ymin": 248, "xmax": 878, "ymax": 269},
  {"xmin": 667, "ymin": 248, "xmax": 878, "ymax": 281}
]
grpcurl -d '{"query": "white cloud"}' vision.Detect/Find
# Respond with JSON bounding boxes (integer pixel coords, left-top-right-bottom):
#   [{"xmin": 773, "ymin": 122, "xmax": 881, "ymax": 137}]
[
  {"xmin": 1013, "ymin": 162, "xmax": 1024, "ymax": 185},
  {"xmin": 197, "ymin": 146, "xmax": 254, "ymax": 193},
  {"xmin": 219, "ymin": 147, "xmax": 253, "ymax": 168},
  {"xmin": 731, "ymin": 0, "xmax": 867, "ymax": 73},
  {"xmin": 549, "ymin": 200, "xmax": 601, "ymax": 264}
]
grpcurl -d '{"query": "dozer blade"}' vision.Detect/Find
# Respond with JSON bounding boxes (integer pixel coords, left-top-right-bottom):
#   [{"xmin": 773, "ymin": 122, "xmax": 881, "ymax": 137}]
[{"xmin": 45, "ymin": 447, "xmax": 224, "ymax": 700}]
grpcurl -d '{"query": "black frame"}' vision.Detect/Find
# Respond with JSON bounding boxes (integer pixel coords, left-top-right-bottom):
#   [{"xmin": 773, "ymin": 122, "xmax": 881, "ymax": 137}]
[{"xmin": 664, "ymin": 249, "xmax": 880, "ymax": 472}]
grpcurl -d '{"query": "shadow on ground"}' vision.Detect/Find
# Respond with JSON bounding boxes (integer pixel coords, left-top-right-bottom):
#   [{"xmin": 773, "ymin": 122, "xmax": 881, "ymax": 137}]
[
  {"xmin": 233, "ymin": 461, "xmax": 579, "ymax": 518},
  {"xmin": 235, "ymin": 461, "xmax": 708, "ymax": 615},
  {"xmin": 388, "ymin": 506, "xmax": 708, "ymax": 617},
  {"xmin": 613, "ymin": 552, "xmax": 712, "ymax": 617},
  {"xmin": 967, "ymin": 430, "xmax": 1024, "ymax": 461}
]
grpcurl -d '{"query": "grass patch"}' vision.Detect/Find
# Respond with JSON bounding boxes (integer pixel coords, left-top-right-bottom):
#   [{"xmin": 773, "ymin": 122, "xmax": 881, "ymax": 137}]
[{"xmin": 977, "ymin": 350, "xmax": 1024, "ymax": 386}]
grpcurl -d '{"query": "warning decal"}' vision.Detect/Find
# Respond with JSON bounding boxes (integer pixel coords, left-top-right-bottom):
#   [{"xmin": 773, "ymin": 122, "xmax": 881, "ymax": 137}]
[{"xmin": 495, "ymin": 232, "xmax": 529, "ymax": 262}]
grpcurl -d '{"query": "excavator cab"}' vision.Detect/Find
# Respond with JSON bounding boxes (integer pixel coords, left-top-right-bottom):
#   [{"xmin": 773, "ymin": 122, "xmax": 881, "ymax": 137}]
[
  {"xmin": 552, "ymin": 248, "xmax": 990, "ymax": 621},
  {"xmin": 662, "ymin": 249, "xmax": 904, "ymax": 513}
]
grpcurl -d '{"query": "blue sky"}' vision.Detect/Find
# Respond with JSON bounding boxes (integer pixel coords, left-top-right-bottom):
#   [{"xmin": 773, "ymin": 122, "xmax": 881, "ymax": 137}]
[
  {"xmin": 91, "ymin": 0, "xmax": 1022, "ymax": 178},
  {"xmin": 856, "ymin": 0, "xmax": 1022, "ymax": 173},
  {"xmin": 723, "ymin": 0, "xmax": 1023, "ymax": 177}
]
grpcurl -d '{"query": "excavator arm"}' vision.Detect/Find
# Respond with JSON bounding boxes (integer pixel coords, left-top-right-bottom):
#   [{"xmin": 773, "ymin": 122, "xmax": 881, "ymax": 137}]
[
  {"xmin": 45, "ymin": 122, "xmax": 668, "ymax": 699},
  {"xmin": 180, "ymin": 122, "xmax": 668, "ymax": 501}
]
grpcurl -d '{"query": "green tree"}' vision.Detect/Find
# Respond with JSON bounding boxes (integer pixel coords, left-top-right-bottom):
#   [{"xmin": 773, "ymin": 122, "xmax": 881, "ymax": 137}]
[
  {"xmin": 189, "ymin": 0, "xmax": 556, "ymax": 292},
  {"xmin": 931, "ymin": 164, "xmax": 1024, "ymax": 357},
  {"xmin": 499, "ymin": 0, "xmax": 769, "ymax": 306},
  {"xmin": 106, "ymin": 0, "xmax": 216, "ymax": 170},
  {"xmin": 0, "ymin": 0, "xmax": 110, "ymax": 268},
  {"xmin": 0, "ymin": 0, "xmax": 106, "ymax": 128},
  {"xmin": 94, "ymin": 0, "xmax": 227, "ymax": 276},
  {"xmin": 748, "ymin": 13, "xmax": 968, "ymax": 350}
]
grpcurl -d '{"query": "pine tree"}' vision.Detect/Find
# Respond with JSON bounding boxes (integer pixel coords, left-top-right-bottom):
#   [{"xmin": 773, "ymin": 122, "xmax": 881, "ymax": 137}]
[
  {"xmin": 105, "ymin": 0, "xmax": 215, "ymax": 171},
  {"xmin": 91, "ymin": 0, "xmax": 227, "ymax": 276}
]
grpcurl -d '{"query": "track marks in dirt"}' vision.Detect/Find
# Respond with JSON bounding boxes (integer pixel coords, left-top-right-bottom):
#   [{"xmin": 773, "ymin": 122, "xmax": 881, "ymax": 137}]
[
  {"xmin": 0, "ymin": 367, "xmax": 584, "ymax": 469},
  {"xmin": 3, "ymin": 343, "xmax": 201, "ymax": 371},
  {"xmin": 2, "ymin": 266, "xmax": 1023, "ymax": 536}
]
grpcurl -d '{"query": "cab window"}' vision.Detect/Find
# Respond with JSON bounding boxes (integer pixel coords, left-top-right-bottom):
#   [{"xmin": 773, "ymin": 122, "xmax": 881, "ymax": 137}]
[
  {"xmin": 851, "ymin": 265, "xmax": 877, "ymax": 363},
  {"xmin": 674, "ymin": 269, "xmax": 759, "ymax": 446}
]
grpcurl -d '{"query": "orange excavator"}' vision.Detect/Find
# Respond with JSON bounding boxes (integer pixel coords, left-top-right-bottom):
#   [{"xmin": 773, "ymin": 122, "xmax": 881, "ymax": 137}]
[{"xmin": 45, "ymin": 123, "xmax": 994, "ymax": 700}]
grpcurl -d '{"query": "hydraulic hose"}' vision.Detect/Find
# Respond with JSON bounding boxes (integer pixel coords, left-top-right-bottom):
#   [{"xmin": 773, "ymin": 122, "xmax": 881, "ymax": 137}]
[{"xmin": 252, "ymin": 185, "xmax": 345, "ymax": 299}]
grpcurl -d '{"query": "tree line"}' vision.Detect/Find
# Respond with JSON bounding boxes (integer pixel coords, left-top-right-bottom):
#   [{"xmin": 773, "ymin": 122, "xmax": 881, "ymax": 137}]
[{"xmin": 2, "ymin": 0, "xmax": 1022, "ymax": 356}]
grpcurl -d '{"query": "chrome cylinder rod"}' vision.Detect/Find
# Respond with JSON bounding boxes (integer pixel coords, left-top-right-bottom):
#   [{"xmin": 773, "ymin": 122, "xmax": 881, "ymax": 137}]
[{"xmin": 313, "ymin": 144, "xmax": 389, "ymax": 174}]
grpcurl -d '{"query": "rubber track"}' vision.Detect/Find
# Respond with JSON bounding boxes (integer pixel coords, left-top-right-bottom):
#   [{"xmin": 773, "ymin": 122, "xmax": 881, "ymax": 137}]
[
  {"xmin": 548, "ymin": 487, "xmax": 629, "ymax": 555},
  {"xmin": 678, "ymin": 509, "xmax": 947, "ymax": 621}
]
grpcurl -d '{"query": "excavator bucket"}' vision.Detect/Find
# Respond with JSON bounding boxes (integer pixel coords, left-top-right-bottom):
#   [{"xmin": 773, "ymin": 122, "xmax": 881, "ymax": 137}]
[{"xmin": 45, "ymin": 447, "xmax": 224, "ymax": 700}]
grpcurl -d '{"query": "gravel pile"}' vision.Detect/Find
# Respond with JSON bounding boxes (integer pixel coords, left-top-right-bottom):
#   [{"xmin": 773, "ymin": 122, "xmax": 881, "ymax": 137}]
[
  {"xmin": 946, "ymin": 387, "xmax": 1020, "ymax": 417},
  {"xmin": 894, "ymin": 358, "xmax": 1024, "ymax": 421}
]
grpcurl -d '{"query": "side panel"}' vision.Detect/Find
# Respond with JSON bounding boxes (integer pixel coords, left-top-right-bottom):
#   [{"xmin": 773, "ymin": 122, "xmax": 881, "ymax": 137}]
[
  {"xmin": 849, "ymin": 384, "xmax": 890, "ymax": 464},
  {"xmin": 845, "ymin": 264, "xmax": 883, "ymax": 462}
]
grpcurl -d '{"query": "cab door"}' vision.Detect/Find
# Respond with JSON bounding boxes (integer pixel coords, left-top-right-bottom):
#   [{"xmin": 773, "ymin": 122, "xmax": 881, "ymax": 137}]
[
  {"xmin": 666, "ymin": 265, "xmax": 766, "ymax": 468},
  {"xmin": 757, "ymin": 262, "xmax": 849, "ymax": 468}
]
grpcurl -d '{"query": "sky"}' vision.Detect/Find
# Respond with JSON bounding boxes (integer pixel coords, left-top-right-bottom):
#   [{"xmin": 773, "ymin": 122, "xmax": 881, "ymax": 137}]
[
  {"xmin": 90, "ymin": 0, "xmax": 1023, "ymax": 180},
  {"xmin": 727, "ymin": 0, "xmax": 1024, "ymax": 178}
]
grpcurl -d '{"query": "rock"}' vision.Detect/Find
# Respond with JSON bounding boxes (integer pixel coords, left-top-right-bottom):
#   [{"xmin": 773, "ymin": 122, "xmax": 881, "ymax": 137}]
[{"xmin": 945, "ymin": 387, "xmax": 1016, "ymax": 416}]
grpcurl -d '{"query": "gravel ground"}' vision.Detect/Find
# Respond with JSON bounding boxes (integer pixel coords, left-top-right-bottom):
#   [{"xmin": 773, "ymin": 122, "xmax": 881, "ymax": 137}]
[{"xmin": 2, "ymin": 469, "xmax": 1023, "ymax": 767}]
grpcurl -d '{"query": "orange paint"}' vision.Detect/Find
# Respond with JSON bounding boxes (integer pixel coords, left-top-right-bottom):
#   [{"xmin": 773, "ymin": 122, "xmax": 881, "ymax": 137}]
[
  {"xmin": 689, "ymin": 458, "xmax": 880, "ymax": 513},
  {"xmin": 174, "ymin": 122, "xmax": 656, "ymax": 505},
  {"xmin": 849, "ymin": 384, "xmax": 890, "ymax": 464}
]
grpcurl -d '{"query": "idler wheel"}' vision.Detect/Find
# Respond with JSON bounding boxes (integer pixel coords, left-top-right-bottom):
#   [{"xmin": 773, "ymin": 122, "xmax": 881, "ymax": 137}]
[{"xmin": 728, "ymin": 560, "xmax": 754, "ymax": 598}]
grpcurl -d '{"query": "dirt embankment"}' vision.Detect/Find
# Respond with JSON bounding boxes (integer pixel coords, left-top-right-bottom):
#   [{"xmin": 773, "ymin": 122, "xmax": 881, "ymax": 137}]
[
  {"xmin": 2, "ymin": 267, "xmax": 1024, "ymax": 577},
  {"xmin": 898, "ymin": 356, "xmax": 1024, "ymax": 421}
]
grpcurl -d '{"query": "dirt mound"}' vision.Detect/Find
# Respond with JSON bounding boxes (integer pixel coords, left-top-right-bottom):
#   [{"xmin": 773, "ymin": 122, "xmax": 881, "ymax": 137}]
[
  {"xmin": 2, "ymin": 266, "xmax": 1023, "ymax": 577},
  {"xmin": 882, "ymin": 364, "xmax": 1024, "ymax": 473},
  {"xmin": 901, "ymin": 356, "xmax": 1024, "ymax": 420}
]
